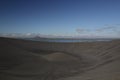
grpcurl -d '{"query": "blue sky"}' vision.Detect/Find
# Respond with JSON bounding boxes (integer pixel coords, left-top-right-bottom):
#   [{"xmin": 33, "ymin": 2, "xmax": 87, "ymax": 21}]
[{"xmin": 0, "ymin": 0, "xmax": 120, "ymax": 38}]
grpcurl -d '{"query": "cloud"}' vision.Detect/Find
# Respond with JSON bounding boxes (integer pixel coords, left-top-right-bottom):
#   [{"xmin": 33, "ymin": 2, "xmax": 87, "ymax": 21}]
[
  {"xmin": 75, "ymin": 24, "xmax": 120, "ymax": 38},
  {"xmin": 96, "ymin": 25, "xmax": 119, "ymax": 32},
  {"xmin": 76, "ymin": 28, "xmax": 89, "ymax": 33},
  {"xmin": 0, "ymin": 33, "xmax": 38, "ymax": 38}
]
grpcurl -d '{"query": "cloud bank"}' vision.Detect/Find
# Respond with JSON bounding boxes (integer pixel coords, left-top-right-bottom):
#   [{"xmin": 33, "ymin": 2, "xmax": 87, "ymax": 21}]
[
  {"xmin": 76, "ymin": 28, "xmax": 89, "ymax": 33},
  {"xmin": 76, "ymin": 25, "xmax": 120, "ymax": 38},
  {"xmin": 0, "ymin": 25, "xmax": 120, "ymax": 38},
  {"xmin": 96, "ymin": 26, "xmax": 118, "ymax": 32}
]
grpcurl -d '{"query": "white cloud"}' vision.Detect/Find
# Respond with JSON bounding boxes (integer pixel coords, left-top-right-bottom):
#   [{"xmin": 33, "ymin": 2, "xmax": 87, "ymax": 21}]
[
  {"xmin": 76, "ymin": 28, "xmax": 89, "ymax": 33},
  {"xmin": 96, "ymin": 26, "xmax": 118, "ymax": 32}
]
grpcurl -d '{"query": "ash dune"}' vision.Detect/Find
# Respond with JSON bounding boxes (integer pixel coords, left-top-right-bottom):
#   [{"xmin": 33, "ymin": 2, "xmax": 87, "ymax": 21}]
[
  {"xmin": 41, "ymin": 52, "xmax": 81, "ymax": 61},
  {"xmin": 0, "ymin": 37, "xmax": 120, "ymax": 80}
]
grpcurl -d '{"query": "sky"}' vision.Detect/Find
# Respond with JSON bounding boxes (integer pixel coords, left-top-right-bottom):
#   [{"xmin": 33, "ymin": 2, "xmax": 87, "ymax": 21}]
[{"xmin": 0, "ymin": 0, "xmax": 120, "ymax": 38}]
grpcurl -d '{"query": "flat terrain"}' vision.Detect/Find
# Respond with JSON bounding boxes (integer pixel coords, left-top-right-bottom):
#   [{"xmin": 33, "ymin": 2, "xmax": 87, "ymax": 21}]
[{"xmin": 0, "ymin": 37, "xmax": 120, "ymax": 80}]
